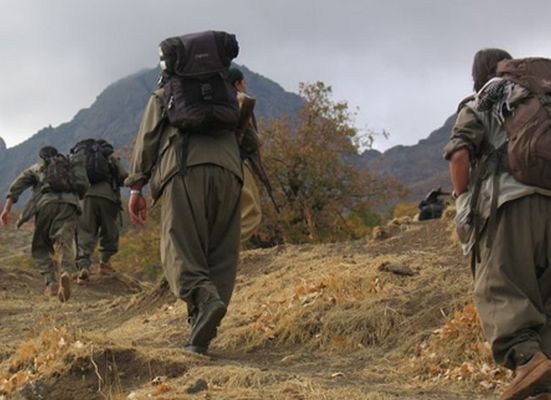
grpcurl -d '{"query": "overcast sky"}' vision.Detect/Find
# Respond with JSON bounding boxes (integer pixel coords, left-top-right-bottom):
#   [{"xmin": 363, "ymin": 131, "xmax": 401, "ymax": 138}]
[{"xmin": 1, "ymin": 0, "xmax": 550, "ymax": 151}]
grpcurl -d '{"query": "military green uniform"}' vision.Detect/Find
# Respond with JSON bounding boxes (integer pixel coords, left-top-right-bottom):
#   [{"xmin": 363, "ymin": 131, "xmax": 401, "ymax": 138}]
[
  {"xmin": 76, "ymin": 157, "xmax": 128, "ymax": 271},
  {"xmin": 126, "ymin": 89, "xmax": 242, "ymax": 319},
  {"xmin": 7, "ymin": 157, "xmax": 89, "ymax": 284},
  {"xmin": 236, "ymin": 92, "xmax": 262, "ymax": 245},
  {"xmin": 444, "ymin": 94, "xmax": 551, "ymax": 369},
  {"xmin": 240, "ymin": 161, "xmax": 262, "ymax": 245}
]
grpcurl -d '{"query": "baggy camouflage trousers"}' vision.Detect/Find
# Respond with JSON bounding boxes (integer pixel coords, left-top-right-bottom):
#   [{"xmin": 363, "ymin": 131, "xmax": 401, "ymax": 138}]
[
  {"xmin": 31, "ymin": 202, "xmax": 78, "ymax": 284},
  {"xmin": 76, "ymin": 196, "xmax": 120, "ymax": 270}
]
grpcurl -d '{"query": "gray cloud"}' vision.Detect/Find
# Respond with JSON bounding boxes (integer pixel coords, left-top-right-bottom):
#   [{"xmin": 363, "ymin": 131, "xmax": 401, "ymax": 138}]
[{"xmin": 1, "ymin": 0, "xmax": 550, "ymax": 150}]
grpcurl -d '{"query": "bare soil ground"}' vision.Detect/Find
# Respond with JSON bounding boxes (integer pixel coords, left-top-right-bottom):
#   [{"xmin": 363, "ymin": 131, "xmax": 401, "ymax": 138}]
[{"xmin": 0, "ymin": 217, "xmax": 508, "ymax": 399}]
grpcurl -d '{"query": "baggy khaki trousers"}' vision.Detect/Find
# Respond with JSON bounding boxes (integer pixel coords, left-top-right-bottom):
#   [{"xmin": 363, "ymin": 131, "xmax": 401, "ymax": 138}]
[
  {"xmin": 240, "ymin": 161, "xmax": 262, "ymax": 245},
  {"xmin": 76, "ymin": 196, "xmax": 120, "ymax": 269},
  {"xmin": 32, "ymin": 202, "xmax": 78, "ymax": 284},
  {"xmin": 474, "ymin": 194, "xmax": 551, "ymax": 369},
  {"xmin": 160, "ymin": 165, "xmax": 241, "ymax": 317}
]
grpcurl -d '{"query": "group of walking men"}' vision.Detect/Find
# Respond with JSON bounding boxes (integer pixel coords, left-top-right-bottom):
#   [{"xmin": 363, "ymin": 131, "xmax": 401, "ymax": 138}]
[
  {"xmin": 2, "ymin": 28, "xmax": 551, "ymax": 399},
  {"xmin": 0, "ymin": 30, "xmax": 262, "ymax": 357},
  {"xmin": 0, "ymin": 141, "xmax": 128, "ymax": 301}
]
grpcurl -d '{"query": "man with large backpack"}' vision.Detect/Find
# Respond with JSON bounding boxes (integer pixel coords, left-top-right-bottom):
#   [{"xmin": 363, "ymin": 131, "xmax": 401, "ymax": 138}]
[
  {"xmin": 126, "ymin": 31, "xmax": 242, "ymax": 354},
  {"xmin": 72, "ymin": 139, "xmax": 128, "ymax": 283},
  {"xmin": 444, "ymin": 49, "xmax": 551, "ymax": 400},
  {"xmin": 0, "ymin": 146, "xmax": 89, "ymax": 302}
]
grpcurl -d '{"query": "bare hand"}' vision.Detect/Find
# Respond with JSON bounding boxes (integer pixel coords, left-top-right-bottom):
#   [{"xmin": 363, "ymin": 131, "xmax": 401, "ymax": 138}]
[
  {"xmin": 0, "ymin": 208, "xmax": 11, "ymax": 226},
  {"xmin": 128, "ymin": 193, "xmax": 147, "ymax": 225}
]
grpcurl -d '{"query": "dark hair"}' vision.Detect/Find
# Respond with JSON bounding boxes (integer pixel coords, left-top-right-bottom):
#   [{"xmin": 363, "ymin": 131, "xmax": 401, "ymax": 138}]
[
  {"xmin": 39, "ymin": 146, "xmax": 58, "ymax": 160},
  {"xmin": 472, "ymin": 48, "xmax": 513, "ymax": 92},
  {"xmin": 228, "ymin": 67, "xmax": 244, "ymax": 87}
]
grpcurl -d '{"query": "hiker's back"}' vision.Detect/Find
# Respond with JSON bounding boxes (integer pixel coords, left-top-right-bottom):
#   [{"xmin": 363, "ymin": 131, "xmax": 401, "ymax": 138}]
[
  {"xmin": 70, "ymin": 139, "xmax": 127, "ymax": 203},
  {"xmin": 39, "ymin": 153, "xmax": 88, "ymax": 200},
  {"xmin": 496, "ymin": 57, "xmax": 551, "ymax": 189},
  {"xmin": 159, "ymin": 31, "xmax": 240, "ymax": 132}
]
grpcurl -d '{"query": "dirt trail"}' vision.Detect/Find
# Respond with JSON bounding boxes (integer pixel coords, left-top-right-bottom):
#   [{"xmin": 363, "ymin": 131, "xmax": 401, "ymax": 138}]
[{"xmin": 0, "ymin": 218, "xmax": 500, "ymax": 399}]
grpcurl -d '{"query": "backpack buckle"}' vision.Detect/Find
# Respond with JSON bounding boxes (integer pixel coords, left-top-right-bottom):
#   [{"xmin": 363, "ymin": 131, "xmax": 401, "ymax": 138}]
[{"xmin": 200, "ymin": 83, "xmax": 213, "ymax": 101}]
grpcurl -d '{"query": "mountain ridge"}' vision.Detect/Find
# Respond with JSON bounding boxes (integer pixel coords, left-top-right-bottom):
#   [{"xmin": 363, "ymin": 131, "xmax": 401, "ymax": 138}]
[
  {"xmin": 0, "ymin": 65, "xmax": 303, "ymax": 198},
  {"xmin": 362, "ymin": 114, "xmax": 455, "ymax": 201}
]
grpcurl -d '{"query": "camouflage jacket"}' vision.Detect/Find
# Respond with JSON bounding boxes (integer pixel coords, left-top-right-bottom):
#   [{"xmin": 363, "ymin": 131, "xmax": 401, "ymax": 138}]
[{"xmin": 7, "ymin": 156, "xmax": 89, "ymax": 227}]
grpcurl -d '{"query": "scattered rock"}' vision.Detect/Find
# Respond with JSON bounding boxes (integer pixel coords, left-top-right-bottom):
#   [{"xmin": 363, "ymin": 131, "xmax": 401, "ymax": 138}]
[
  {"xmin": 372, "ymin": 226, "xmax": 389, "ymax": 240},
  {"xmin": 15, "ymin": 380, "xmax": 48, "ymax": 400},
  {"xmin": 389, "ymin": 216, "xmax": 413, "ymax": 226},
  {"xmin": 378, "ymin": 262, "xmax": 415, "ymax": 276},
  {"xmin": 186, "ymin": 378, "xmax": 208, "ymax": 394},
  {"xmin": 151, "ymin": 376, "xmax": 165, "ymax": 386}
]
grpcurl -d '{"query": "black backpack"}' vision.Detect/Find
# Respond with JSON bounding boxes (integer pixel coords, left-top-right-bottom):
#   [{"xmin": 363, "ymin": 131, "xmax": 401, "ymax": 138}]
[
  {"xmin": 43, "ymin": 154, "xmax": 77, "ymax": 193},
  {"xmin": 159, "ymin": 31, "xmax": 240, "ymax": 131},
  {"xmin": 70, "ymin": 139, "xmax": 114, "ymax": 184}
]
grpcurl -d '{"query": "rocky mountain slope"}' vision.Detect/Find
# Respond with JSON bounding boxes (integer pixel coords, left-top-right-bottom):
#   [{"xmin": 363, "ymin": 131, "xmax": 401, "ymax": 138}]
[
  {"xmin": 363, "ymin": 115, "xmax": 455, "ymax": 201},
  {"xmin": 0, "ymin": 65, "xmax": 303, "ymax": 197},
  {"xmin": 0, "ymin": 60, "xmax": 458, "ymax": 207}
]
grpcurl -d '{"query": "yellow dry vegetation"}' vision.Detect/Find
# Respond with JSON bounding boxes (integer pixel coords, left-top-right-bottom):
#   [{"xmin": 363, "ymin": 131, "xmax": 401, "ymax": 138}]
[
  {"xmin": 0, "ymin": 215, "xmax": 509, "ymax": 399},
  {"xmin": 410, "ymin": 304, "xmax": 510, "ymax": 390},
  {"xmin": 393, "ymin": 202, "xmax": 419, "ymax": 218},
  {"xmin": 0, "ymin": 327, "xmax": 87, "ymax": 395}
]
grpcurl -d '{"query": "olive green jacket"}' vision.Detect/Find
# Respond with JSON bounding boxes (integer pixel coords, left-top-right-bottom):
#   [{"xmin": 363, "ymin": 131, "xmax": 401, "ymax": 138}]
[
  {"xmin": 125, "ymin": 89, "xmax": 243, "ymax": 200},
  {"xmin": 7, "ymin": 156, "xmax": 89, "ymax": 227},
  {"xmin": 85, "ymin": 156, "xmax": 128, "ymax": 203},
  {"xmin": 443, "ymin": 96, "xmax": 551, "ymax": 254}
]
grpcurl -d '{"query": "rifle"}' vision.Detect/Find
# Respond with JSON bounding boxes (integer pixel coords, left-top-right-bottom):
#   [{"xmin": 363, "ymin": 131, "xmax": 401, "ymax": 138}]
[
  {"xmin": 236, "ymin": 94, "xmax": 280, "ymax": 213},
  {"xmin": 236, "ymin": 95, "xmax": 257, "ymax": 144},
  {"xmin": 247, "ymin": 152, "xmax": 280, "ymax": 213}
]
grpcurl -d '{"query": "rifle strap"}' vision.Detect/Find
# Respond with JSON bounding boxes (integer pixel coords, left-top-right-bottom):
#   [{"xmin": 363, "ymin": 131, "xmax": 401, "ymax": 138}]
[
  {"xmin": 178, "ymin": 131, "xmax": 190, "ymax": 176},
  {"xmin": 468, "ymin": 143, "xmax": 508, "ymax": 274},
  {"xmin": 485, "ymin": 144, "xmax": 507, "ymax": 248},
  {"xmin": 468, "ymin": 159, "xmax": 485, "ymax": 275}
]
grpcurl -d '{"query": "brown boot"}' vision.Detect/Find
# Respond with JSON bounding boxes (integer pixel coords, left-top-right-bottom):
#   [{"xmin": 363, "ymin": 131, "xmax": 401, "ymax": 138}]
[
  {"xmin": 43, "ymin": 282, "xmax": 59, "ymax": 297},
  {"xmin": 57, "ymin": 272, "xmax": 71, "ymax": 302},
  {"xmin": 76, "ymin": 268, "xmax": 90, "ymax": 285},
  {"xmin": 528, "ymin": 393, "xmax": 551, "ymax": 399},
  {"xmin": 499, "ymin": 352, "xmax": 551, "ymax": 400},
  {"xmin": 99, "ymin": 262, "xmax": 114, "ymax": 275}
]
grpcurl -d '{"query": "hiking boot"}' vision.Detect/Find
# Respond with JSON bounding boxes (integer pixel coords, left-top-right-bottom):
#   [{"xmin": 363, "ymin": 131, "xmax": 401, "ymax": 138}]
[
  {"xmin": 99, "ymin": 262, "xmax": 114, "ymax": 275},
  {"xmin": 499, "ymin": 352, "xmax": 551, "ymax": 400},
  {"xmin": 57, "ymin": 272, "xmax": 71, "ymax": 302},
  {"xmin": 44, "ymin": 282, "xmax": 59, "ymax": 297},
  {"xmin": 76, "ymin": 268, "xmax": 90, "ymax": 285},
  {"xmin": 528, "ymin": 393, "xmax": 551, "ymax": 399},
  {"xmin": 183, "ymin": 343, "xmax": 208, "ymax": 355},
  {"xmin": 189, "ymin": 299, "xmax": 227, "ymax": 349}
]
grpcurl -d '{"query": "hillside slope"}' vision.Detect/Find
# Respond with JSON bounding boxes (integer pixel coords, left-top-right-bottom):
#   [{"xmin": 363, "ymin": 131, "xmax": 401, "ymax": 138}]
[{"xmin": 0, "ymin": 216, "xmax": 510, "ymax": 399}]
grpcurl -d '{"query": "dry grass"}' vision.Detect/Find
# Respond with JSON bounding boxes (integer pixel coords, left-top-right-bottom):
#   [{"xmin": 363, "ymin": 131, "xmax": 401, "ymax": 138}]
[
  {"xmin": 0, "ymin": 214, "xmax": 501, "ymax": 399},
  {"xmin": 409, "ymin": 304, "xmax": 509, "ymax": 391},
  {"xmin": 0, "ymin": 326, "xmax": 87, "ymax": 395},
  {"xmin": 217, "ymin": 221, "xmax": 471, "ymax": 361}
]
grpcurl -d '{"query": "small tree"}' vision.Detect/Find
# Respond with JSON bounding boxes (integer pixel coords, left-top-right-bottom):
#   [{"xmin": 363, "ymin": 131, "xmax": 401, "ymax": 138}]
[{"xmin": 259, "ymin": 81, "xmax": 402, "ymax": 244}]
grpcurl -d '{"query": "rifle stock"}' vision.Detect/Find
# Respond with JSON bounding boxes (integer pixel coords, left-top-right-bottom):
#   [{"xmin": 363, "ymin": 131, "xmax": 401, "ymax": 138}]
[
  {"xmin": 236, "ymin": 93, "xmax": 280, "ymax": 213},
  {"xmin": 236, "ymin": 95, "xmax": 256, "ymax": 142}
]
